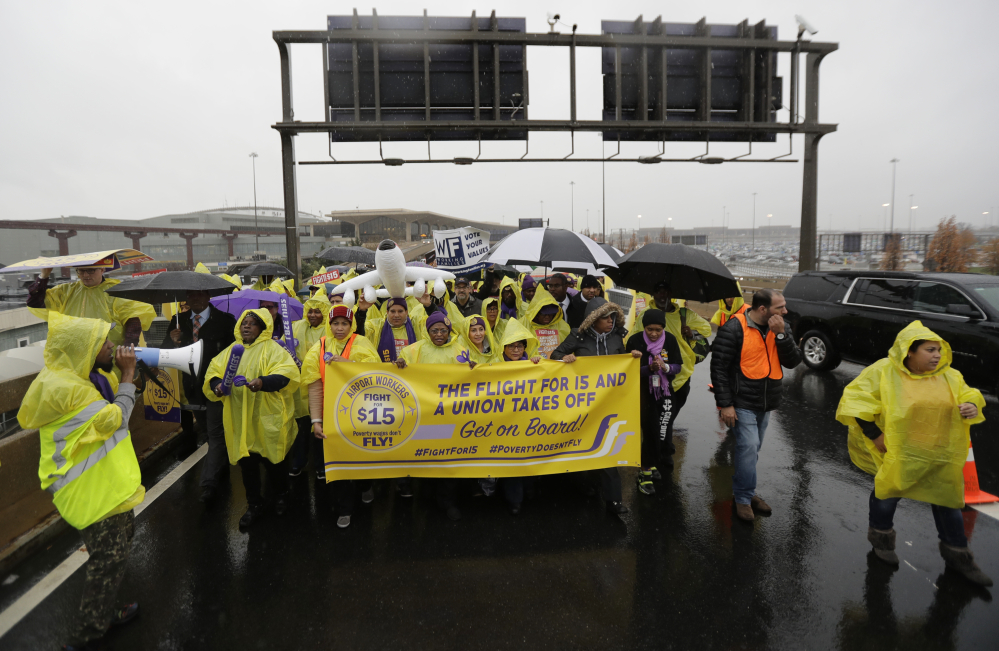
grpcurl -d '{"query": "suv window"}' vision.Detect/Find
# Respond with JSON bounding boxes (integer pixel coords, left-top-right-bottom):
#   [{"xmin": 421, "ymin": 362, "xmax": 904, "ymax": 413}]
[
  {"xmin": 784, "ymin": 274, "xmax": 851, "ymax": 302},
  {"xmin": 851, "ymin": 278, "xmax": 912, "ymax": 309},
  {"xmin": 912, "ymin": 281, "xmax": 973, "ymax": 314}
]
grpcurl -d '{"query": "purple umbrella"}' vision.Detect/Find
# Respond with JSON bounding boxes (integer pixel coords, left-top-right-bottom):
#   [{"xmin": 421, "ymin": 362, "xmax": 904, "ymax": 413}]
[{"xmin": 209, "ymin": 289, "xmax": 304, "ymax": 320}]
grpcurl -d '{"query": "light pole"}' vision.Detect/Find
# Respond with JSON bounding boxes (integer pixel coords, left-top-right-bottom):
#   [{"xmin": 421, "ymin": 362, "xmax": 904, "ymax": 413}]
[
  {"xmin": 908, "ymin": 195, "xmax": 916, "ymax": 239},
  {"xmin": 570, "ymin": 181, "xmax": 575, "ymax": 232},
  {"xmin": 667, "ymin": 217, "xmax": 672, "ymax": 243},
  {"xmin": 752, "ymin": 193, "xmax": 757, "ymax": 253},
  {"xmin": 889, "ymin": 158, "xmax": 899, "ymax": 232},
  {"xmin": 249, "ymin": 152, "xmax": 259, "ymax": 253},
  {"xmin": 882, "ymin": 203, "xmax": 889, "ymax": 232}
]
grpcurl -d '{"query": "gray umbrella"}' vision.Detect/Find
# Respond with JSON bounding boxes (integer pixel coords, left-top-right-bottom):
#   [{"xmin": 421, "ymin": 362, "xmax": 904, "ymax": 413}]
[
  {"xmin": 240, "ymin": 262, "xmax": 293, "ymax": 279},
  {"xmin": 104, "ymin": 271, "xmax": 237, "ymax": 303},
  {"xmin": 317, "ymin": 246, "xmax": 376, "ymax": 265}
]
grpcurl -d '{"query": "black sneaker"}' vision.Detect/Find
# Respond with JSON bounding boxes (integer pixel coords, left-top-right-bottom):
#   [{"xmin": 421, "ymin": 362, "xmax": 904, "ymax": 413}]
[
  {"xmin": 650, "ymin": 467, "xmax": 663, "ymax": 480},
  {"xmin": 606, "ymin": 501, "xmax": 629, "ymax": 515},
  {"xmin": 397, "ymin": 480, "xmax": 414, "ymax": 498},
  {"xmin": 315, "ymin": 467, "xmax": 326, "ymax": 481},
  {"xmin": 109, "ymin": 602, "xmax": 139, "ymax": 628},
  {"xmin": 239, "ymin": 504, "xmax": 266, "ymax": 529},
  {"xmin": 361, "ymin": 488, "xmax": 375, "ymax": 504},
  {"xmin": 288, "ymin": 466, "xmax": 303, "ymax": 478},
  {"xmin": 637, "ymin": 476, "xmax": 655, "ymax": 496}
]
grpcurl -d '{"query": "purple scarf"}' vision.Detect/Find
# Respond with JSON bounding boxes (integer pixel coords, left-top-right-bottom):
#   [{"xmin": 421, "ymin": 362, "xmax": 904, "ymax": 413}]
[
  {"xmin": 643, "ymin": 332, "xmax": 677, "ymax": 400},
  {"xmin": 89, "ymin": 371, "xmax": 115, "ymax": 403},
  {"xmin": 377, "ymin": 298, "xmax": 417, "ymax": 362},
  {"xmin": 503, "ymin": 352, "xmax": 529, "ymax": 361},
  {"xmin": 500, "ymin": 294, "xmax": 518, "ymax": 320}
]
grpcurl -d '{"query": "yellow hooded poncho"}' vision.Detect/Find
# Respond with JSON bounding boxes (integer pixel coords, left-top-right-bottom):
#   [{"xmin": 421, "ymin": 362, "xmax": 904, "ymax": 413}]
[
  {"xmin": 495, "ymin": 317, "xmax": 539, "ymax": 361},
  {"xmin": 400, "ymin": 313, "xmax": 465, "ymax": 365},
  {"xmin": 203, "ymin": 308, "xmax": 301, "ymax": 465},
  {"xmin": 519, "ymin": 286, "xmax": 570, "ymax": 360},
  {"xmin": 301, "ymin": 308, "xmax": 381, "ymax": 390},
  {"xmin": 18, "ymin": 312, "xmax": 144, "ymax": 525},
  {"xmin": 481, "ymin": 296, "xmax": 507, "ymax": 343},
  {"xmin": 291, "ymin": 294, "xmax": 332, "ymax": 418},
  {"xmin": 406, "ymin": 281, "xmax": 464, "ymax": 329},
  {"xmin": 220, "ymin": 273, "xmax": 243, "ymax": 289},
  {"xmin": 836, "ymin": 321, "xmax": 986, "ymax": 509},
  {"xmin": 711, "ymin": 284, "xmax": 746, "ymax": 327},
  {"xmin": 194, "ymin": 262, "xmax": 211, "ymax": 274},
  {"xmin": 497, "ymin": 276, "xmax": 523, "ymax": 321},
  {"xmin": 30, "ymin": 277, "xmax": 155, "ymax": 348},
  {"xmin": 364, "ymin": 300, "xmax": 428, "ymax": 361},
  {"xmin": 457, "ymin": 314, "xmax": 499, "ymax": 365},
  {"xmin": 268, "ymin": 278, "xmax": 296, "ymax": 298}
]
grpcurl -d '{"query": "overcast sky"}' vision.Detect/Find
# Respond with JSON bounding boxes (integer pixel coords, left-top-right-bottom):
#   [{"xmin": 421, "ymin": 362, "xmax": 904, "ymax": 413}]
[{"xmin": 2, "ymin": 0, "xmax": 997, "ymax": 237}]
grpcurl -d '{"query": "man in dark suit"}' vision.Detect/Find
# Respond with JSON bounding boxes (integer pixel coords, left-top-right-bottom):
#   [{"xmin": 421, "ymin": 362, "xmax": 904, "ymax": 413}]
[
  {"xmin": 566, "ymin": 275, "xmax": 603, "ymax": 329},
  {"xmin": 160, "ymin": 290, "xmax": 236, "ymax": 502}
]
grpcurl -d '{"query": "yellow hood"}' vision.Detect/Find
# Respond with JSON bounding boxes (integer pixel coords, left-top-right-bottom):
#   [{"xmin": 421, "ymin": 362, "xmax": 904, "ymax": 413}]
[
  {"xmin": 521, "ymin": 285, "xmax": 565, "ymax": 327},
  {"xmin": 194, "ymin": 262, "xmax": 211, "ymax": 274},
  {"xmin": 497, "ymin": 317, "xmax": 538, "ymax": 350},
  {"xmin": 234, "ymin": 308, "xmax": 275, "ymax": 347},
  {"xmin": 888, "ymin": 320, "xmax": 953, "ymax": 378}
]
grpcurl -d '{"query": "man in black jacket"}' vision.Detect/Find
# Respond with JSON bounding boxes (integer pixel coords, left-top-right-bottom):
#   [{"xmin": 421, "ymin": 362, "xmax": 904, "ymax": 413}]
[
  {"xmin": 160, "ymin": 290, "xmax": 236, "ymax": 502},
  {"xmin": 452, "ymin": 276, "xmax": 482, "ymax": 318},
  {"xmin": 710, "ymin": 288, "xmax": 801, "ymax": 522},
  {"xmin": 566, "ymin": 275, "xmax": 602, "ymax": 329}
]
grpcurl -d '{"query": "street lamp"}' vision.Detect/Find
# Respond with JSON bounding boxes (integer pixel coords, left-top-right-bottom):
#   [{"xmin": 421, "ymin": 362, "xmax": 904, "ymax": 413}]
[
  {"xmin": 570, "ymin": 181, "xmax": 575, "ymax": 232},
  {"xmin": 667, "ymin": 216, "xmax": 672, "ymax": 243},
  {"xmin": 249, "ymin": 152, "xmax": 259, "ymax": 254},
  {"xmin": 882, "ymin": 203, "xmax": 889, "ymax": 232}
]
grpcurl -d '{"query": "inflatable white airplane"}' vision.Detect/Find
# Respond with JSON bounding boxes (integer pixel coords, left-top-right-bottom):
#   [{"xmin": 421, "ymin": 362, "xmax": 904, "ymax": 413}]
[{"xmin": 332, "ymin": 239, "xmax": 456, "ymax": 308}]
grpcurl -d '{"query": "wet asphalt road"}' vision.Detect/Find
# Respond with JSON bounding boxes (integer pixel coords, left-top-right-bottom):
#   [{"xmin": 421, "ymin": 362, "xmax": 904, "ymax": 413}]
[{"xmin": 2, "ymin": 358, "xmax": 998, "ymax": 650}]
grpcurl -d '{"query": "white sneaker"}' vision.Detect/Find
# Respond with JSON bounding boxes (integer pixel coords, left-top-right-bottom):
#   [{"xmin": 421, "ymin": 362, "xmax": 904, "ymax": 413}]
[
  {"xmin": 361, "ymin": 489, "xmax": 374, "ymax": 504},
  {"xmin": 337, "ymin": 515, "xmax": 351, "ymax": 529}
]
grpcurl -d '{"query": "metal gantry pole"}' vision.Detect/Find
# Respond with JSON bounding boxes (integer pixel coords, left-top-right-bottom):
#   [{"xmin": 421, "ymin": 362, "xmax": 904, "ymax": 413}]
[
  {"xmin": 889, "ymin": 158, "xmax": 899, "ymax": 232},
  {"xmin": 277, "ymin": 41, "xmax": 302, "ymax": 287},
  {"xmin": 797, "ymin": 51, "xmax": 829, "ymax": 272}
]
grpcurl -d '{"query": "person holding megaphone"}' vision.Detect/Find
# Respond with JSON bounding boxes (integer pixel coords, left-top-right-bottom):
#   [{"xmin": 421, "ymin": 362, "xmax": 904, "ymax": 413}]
[{"xmin": 203, "ymin": 309, "xmax": 300, "ymax": 529}]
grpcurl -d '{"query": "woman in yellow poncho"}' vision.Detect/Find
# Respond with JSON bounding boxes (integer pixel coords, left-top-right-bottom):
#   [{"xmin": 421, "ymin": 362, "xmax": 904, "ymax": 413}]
[
  {"xmin": 481, "ymin": 296, "xmax": 506, "ymax": 342},
  {"xmin": 204, "ymin": 308, "xmax": 300, "ymax": 529},
  {"xmin": 302, "ymin": 304, "xmax": 379, "ymax": 528},
  {"xmin": 394, "ymin": 310, "xmax": 466, "ymax": 520},
  {"xmin": 710, "ymin": 285, "xmax": 746, "ymax": 328},
  {"xmin": 362, "ymin": 297, "xmax": 427, "ymax": 362},
  {"xmin": 498, "ymin": 276, "xmax": 523, "ymax": 322},
  {"xmin": 836, "ymin": 320, "xmax": 990, "ymax": 586},
  {"xmin": 287, "ymin": 293, "xmax": 332, "ymax": 476},
  {"xmin": 519, "ymin": 286, "xmax": 570, "ymax": 360},
  {"xmin": 457, "ymin": 314, "xmax": 498, "ymax": 367}
]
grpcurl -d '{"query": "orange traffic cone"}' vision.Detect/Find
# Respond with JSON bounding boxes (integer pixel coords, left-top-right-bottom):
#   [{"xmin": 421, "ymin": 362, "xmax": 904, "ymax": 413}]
[{"xmin": 964, "ymin": 441, "xmax": 998, "ymax": 505}]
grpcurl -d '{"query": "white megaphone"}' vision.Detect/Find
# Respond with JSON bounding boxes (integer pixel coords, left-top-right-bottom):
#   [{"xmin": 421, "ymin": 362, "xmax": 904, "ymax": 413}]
[{"xmin": 132, "ymin": 340, "xmax": 203, "ymax": 376}]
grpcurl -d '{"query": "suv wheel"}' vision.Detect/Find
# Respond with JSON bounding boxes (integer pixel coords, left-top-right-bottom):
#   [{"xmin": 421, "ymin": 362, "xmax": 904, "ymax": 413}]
[{"xmin": 800, "ymin": 330, "xmax": 840, "ymax": 371}]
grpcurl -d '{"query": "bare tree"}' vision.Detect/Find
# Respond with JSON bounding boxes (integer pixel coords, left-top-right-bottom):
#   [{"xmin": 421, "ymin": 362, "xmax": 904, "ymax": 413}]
[
  {"xmin": 626, "ymin": 232, "xmax": 639, "ymax": 253},
  {"xmin": 983, "ymin": 238, "xmax": 999, "ymax": 275},
  {"xmin": 659, "ymin": 226, "xmax": 669, "ymax": 244},
  {"xmin": 926, "ymin": 216, "xmax": 974, "ymax": 273},
  {"xmin": 880, "ymin": 234, "xmax": 903, "ymax": 271}
]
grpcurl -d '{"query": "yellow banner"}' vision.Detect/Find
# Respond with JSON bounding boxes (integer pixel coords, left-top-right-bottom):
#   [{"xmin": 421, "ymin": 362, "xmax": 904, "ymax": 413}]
[{"xmin": 321, "ymin": 356, "xmax": 641, "ymax": 480}]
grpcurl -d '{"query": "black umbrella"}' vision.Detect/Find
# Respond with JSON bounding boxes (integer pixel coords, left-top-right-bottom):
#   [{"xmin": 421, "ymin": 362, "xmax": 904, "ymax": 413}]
[
  {"xmin": 240, "ymin": 262, "xmax": 293, "ymax": 279},
  {"xmin": 317, "ymin": 246, "xmax": 376, "ymax": 265},
  {"xmin": 606, "ymin": 243, "xmax": 739, "ymax": 302},
  {"xmin": 599, "ymin": 243, "xmax": 624, "ymax": 260},
  {"xmin": 104, "ymin": 271, "xmax": 237, "ymax": 303}
]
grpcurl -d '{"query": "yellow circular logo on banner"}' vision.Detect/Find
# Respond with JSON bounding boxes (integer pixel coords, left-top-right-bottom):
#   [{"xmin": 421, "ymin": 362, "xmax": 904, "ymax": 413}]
[
  {"xmin": 149, "ymin": 369, "xmax": 175, "ymax": 415},
  {"xmin": 333, "ymin": 371, "xmax": 419, "ymax": 452}
]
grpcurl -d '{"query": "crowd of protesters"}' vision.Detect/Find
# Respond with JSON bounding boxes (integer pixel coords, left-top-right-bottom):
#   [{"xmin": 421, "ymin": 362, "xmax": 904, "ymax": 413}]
[{"xmin": 17, "ymin": 258, "xmax": 994, "ymax": 649}]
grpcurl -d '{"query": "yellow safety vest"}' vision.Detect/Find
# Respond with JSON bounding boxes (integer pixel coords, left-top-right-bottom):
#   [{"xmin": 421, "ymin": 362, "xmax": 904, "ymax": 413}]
[{"xmin": 38, "ymin": 400, "xmax": 142, "ymax": 530}]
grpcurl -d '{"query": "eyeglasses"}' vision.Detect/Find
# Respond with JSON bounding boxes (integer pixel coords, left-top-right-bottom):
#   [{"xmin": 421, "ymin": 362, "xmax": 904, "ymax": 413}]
[
  {"xmin": 77, "ymin": 268, "xmax": 102, "ymax": 276},
  {"xmin": 505, "ymin": 342, "xmax": 526, "ymax": 350}
]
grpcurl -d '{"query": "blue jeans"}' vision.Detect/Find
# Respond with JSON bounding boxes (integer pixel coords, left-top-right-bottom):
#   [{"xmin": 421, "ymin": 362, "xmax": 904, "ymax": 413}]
[
  {"xmin": 733, "ymin": 408, "xmax": 770, "ymax": 505},
  {"xmin": 868, "ymin": 491, "xmax": 967, "ymax": 548}
]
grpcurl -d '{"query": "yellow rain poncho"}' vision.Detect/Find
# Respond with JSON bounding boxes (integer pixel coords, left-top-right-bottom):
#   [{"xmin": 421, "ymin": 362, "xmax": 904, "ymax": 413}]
[
  {"xmin": 495, "ymin": 317, "xmax": 539, "ymax": 361},
  {"xmin": 301, "ymin": 309, "xmax": 380, "ymax": 389},
  {"xmin": 630, "ymin": 301, "xmax": 710, "ymax": 391},
  {"xmin": 18, "ymin": 312, "xmax": 144, "ymax": 527},
  {"xmin": 836, "ymin": 321, "xmax": 985, "ymax": 509},
  {"xmin": 220, "ymin": 273, "xmax": 242, "ymax": 289},
  {"xmin": 399, "ymin": 333, "xmax": 464, "ymax": 365},
  {"xmin": 30, "ymin": 277, "xmax": 155, "ymax": 348},
  {"xmin": 203, "ymin": 308, "xmax": 301, "ymax": 465},
  {"xmin": 497, "ymin": 276, "xmax": 523, "ymax": 322},
  {"xmin": 457, "ymin": 314, "xmax": 499, "ymax": 365},
  {"xmin": 291, "ymin": 294, "xmax": 332, "ymax": 418},
  {"xmin": 711, "ymin": 284, "xmax": 746, "ymax": 326},
  {"xmin": 194, "ymin": 262, "xmax": 211, "ymax": 274},
  {"xmin": 481, "ymin": 296, "xmax": 507, "ymax": 343},
  {"xmin": 364, "ymin": 300, "xmax": 428, "ymax": 361},
  {"xmin": 519, "ymin": 286, "xmax": 570, "ymax": 360},
  {"xmin": 269, "ymin": 278, "xmax": 296, "ymax": 298}
]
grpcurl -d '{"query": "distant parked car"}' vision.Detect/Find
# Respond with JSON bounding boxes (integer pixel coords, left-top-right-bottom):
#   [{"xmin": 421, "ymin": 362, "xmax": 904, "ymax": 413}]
[{"xmin": 783, "ymin": 270, "xmax": 999, "ymax": 394}]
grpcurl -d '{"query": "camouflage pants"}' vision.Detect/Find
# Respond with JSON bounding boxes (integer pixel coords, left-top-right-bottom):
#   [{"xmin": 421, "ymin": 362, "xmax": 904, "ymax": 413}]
[{"xmin": 68, "ymin": 511, "xmax": 135, "ymax": 645}]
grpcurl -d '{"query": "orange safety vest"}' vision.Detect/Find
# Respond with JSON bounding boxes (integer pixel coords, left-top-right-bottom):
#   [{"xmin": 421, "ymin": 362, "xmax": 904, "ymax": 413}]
[
  {"xmin": 718, "ymin": 304, "xmax": 748, "ymax": 327},
  {"xmin": 733, "ymin": 313, "xmax": 782, "ymax": 380},
  {"xmin": 318, "ymin": 335, "xmax": 355, "ymax": 385}
]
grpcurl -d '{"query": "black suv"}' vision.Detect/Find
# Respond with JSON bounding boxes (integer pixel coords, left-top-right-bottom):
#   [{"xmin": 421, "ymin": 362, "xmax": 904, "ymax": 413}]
[{"xmin": 783, "ymin": 270, "xmax": 999, "ymax": 393}]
